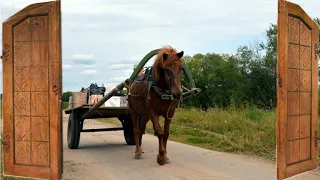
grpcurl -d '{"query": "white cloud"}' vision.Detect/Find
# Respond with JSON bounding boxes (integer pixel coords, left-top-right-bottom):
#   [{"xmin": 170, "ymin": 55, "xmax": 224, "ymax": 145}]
[
  {"xmin": 70, "ymin": 54, "xmax": 95, "ymax": 65},
  {"xmin": 63, "ymin": 64, "xmax": 73, "ymax": 70},
  {"xmin": 82, "ymin": 69, "xmax": 98, "ymax": 75},
  {"xmin": 106, "ymin": 76, "xmax": 128, "ymax": 83},
  {"xmin": 71, "ymin": 54, "xmax": 94, "ymax": 60},
  {"xmin": 123, "ymin": 69, "xmax": 133, "ymax": 73},
  {"xmin": 106, "ymin": 64, "xmax": 134, "ymax": 70},
  {"xmin": 84, "ymin": 64, "xmax": 96, "ymax": 68}
]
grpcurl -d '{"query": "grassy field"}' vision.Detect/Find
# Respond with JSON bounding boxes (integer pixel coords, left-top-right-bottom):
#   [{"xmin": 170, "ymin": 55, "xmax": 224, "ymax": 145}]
[{"xmin": 100, "ymin": 107, "xmax": 320, "ymax": 164}]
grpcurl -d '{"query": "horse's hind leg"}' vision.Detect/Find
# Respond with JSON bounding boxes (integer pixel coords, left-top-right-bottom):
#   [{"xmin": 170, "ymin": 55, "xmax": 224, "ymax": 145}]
[
  {"xmin": 131, "ymin": 110, "xmax": 142, "ymax": 159},
  {"xmin": 138, "ymin": 114, "xmax": 149, "ymax": 153}
]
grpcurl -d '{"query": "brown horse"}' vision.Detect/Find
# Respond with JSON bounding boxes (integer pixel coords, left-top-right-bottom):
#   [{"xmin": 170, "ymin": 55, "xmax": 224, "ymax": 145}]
[{"xmin": 128, "ymin": 46, "xmax": 184, "ymax": 165}]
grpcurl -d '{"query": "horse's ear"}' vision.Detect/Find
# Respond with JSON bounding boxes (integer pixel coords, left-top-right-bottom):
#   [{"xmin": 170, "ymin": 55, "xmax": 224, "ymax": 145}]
[
  {"xmin": 177, "ymin": 51, "xmax": 184, "ymax": 58},
  {"xmin": 163, "ymin": 53, "xmax": 168, "ymax": 61}
]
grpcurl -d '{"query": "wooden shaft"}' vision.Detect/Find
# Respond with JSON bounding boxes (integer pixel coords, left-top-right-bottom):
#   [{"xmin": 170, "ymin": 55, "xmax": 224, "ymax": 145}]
[{"xmin": 81, "ymin": 127, "xmax": 123, "ymax": 132}]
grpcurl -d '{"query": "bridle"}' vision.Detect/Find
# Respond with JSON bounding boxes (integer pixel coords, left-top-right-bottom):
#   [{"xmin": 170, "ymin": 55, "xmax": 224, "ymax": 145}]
[
  {"xmin": 162, "ymin": 68, "xmax": 183, "ymax": 120},
  {"xmin": 163, "ymin": 68, "xmax": 182, "ymax": 93}
]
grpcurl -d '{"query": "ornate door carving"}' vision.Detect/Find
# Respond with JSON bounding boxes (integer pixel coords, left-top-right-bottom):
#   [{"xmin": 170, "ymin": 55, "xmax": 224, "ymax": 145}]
[
  {"xmin": 2, "ymin": 1, "xmax": 62, "ymax": 179},
  {"xmin": 277, "ymin": 0, "xmax": 319, "ymax": 179}
]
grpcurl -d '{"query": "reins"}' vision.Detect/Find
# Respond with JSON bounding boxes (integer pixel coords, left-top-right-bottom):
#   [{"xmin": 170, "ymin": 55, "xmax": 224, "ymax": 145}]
[{"xmin": 166, "ymin": 100, "xmax": 179, "ymax": 120}]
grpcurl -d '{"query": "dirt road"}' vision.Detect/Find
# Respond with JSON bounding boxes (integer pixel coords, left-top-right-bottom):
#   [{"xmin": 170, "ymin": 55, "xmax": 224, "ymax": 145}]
[{"xmin": 61, "ymin": 114, "xmax": 320, "ymax": 180}]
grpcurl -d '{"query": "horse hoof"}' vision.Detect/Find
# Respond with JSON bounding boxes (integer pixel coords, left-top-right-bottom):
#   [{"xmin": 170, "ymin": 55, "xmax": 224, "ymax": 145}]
[
  {"xmin": 157, "ymin": 158, "xmax": 170, "ymax": 165},
  {"xmin": 135, "ymin": 155, "xmax": 143, "ymax": 159},
  {"xmin": 157, "ymin": 155, "xmax": 170, "ymax": 165}
]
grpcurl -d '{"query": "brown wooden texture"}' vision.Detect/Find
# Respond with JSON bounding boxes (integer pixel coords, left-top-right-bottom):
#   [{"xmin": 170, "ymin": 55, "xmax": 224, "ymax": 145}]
[
  {"xmin": 71, "ymin": 92, "xmax": 87, "ymax": 108},
  {"xmin": 2, "ymin": 1, "xmax": 62, "ymax": 179},
  {"xmin": 277, "ymin": 0, "xmax": 319, "ymax": 179}
]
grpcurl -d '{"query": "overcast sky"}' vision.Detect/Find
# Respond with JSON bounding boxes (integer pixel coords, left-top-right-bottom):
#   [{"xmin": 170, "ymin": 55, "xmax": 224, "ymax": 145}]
[{"xmin": 0, "ymin": 0, "xmax": 319, "ymax": 93}]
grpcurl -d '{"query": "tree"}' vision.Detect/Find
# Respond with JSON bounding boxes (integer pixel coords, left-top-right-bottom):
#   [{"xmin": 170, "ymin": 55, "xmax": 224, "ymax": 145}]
[
  {"xmin": 181, "ymin": 17, "xmax": 320, "ymax": 110},
  {"xmin": 315, "ymin": 18, "xmax": 320, "ymax": 54},
  {"xmin": 62, "ymin": 91, "xmax": 73, "ymax": 102}
]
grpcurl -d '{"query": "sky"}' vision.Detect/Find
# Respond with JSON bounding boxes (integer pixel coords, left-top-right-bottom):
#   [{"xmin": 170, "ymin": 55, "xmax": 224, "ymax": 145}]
[{"xmin": 0, "ymin": 0, "xmax": 319, "ymax": 93}]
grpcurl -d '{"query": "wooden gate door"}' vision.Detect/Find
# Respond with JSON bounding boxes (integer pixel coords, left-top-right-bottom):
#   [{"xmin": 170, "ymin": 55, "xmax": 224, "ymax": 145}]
[
  {"xmin": 277, "ymin": 0, "xmax": 319, "ymax": 179},
  {"xmin": 2, "ymin": 1, "xmax": 62, "ymax": 179}
]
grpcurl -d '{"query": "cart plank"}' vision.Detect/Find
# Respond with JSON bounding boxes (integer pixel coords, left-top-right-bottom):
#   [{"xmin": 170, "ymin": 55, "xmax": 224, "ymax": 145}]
[{"xmin": 64, "ymin": 104, "xmax": 130, "ymax": 119}]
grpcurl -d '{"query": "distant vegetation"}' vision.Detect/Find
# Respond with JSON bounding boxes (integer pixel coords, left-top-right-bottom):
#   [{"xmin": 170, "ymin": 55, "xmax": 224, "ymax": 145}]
[{"xmin": 181, "ymin": 19, "xmax": 320, "ymax": 110}]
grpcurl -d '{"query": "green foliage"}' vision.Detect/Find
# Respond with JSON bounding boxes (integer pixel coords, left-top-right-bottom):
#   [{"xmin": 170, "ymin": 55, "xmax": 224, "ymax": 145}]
[
  {"xmin": 62, "ymin": 91, "xmax": 73, "ymax": 102},
  {"xmin": 62, "ymin": 102, "xmax": 69, "ymax": 109},
  {"xmin": 183, "ymin": 18, "xmax": 320, "ymax": 110},
  {"xmin": 183, "ymin": 53, "xmax": 248, "ymax": 108},
  {"xmin": 120, "ymin": 89, "xmax": 127, "ymax": 94},
  {"xmin": 315, "ymin": 18, "xmax": 320, "ymax": 54}
]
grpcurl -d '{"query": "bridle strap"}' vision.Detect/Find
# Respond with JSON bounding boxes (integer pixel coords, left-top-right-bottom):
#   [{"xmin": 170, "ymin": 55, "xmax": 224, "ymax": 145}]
[{"xmin": 164, "ymin": 69, "xmax": 181, "ymax": 90}]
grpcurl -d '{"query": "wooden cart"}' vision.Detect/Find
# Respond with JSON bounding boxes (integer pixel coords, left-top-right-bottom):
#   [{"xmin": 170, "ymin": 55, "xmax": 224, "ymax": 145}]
[{"xmin": 65, "ymin": 103, "xmax": 135, "ymax": 149}]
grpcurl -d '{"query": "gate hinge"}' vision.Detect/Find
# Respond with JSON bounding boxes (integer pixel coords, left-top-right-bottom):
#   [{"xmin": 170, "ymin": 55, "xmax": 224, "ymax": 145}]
[
  {"xmin": 2, "ymin": 43, "xmax": 10, "ymax": 61},
  {"xmin": 315, "ymin": 44, "xmax": 319, "ymax": 61}
]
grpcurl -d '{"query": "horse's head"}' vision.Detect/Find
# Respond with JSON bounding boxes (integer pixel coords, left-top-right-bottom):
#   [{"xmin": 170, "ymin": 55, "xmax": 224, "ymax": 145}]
[{"xmin": 154, "ymin": 46, "xmax": 184, "ymax": 100}]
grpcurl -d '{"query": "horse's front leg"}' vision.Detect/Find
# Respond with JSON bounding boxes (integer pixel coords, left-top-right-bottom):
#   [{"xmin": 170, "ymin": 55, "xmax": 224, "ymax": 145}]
[
  {"xmin": 150, "ymin": 111, "xmax": 168, "ymax": 165},
  {"xmin": 163, "ymin": 118, "xmax": 171, "ymax": 162}
]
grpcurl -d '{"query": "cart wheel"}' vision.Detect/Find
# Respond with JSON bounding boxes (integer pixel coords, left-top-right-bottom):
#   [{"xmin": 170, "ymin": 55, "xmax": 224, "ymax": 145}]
[
  {"xmin": 67, "ymin": 113, "xmax": 81, "ymax": 149},
  {"xmin": 121, "ymin": 116, "xmax": 135, "ymax": 145}
]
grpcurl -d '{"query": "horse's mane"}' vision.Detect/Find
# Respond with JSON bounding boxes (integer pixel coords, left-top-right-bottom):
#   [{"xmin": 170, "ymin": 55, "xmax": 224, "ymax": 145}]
[{"xmin": 153, "ymin": 45, "xmax": 183, "ymax": 81}]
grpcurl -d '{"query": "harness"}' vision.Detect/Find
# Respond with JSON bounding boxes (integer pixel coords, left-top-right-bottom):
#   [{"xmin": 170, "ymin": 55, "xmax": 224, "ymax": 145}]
[
  {"xmin": 145, "ymin": 67, "xmax": 182, "ymax": 100},
  {"xmin": 128, "ymin": 66, "xmax": 181, "ymax": 119}
]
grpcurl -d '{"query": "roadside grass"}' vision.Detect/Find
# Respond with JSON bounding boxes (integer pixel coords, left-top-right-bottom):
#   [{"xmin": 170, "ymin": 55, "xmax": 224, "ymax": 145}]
[
  {"xmin": 100, "ymin": 106, "xmax": 320, "ymax": 164},
  {"xmin": 62, "ymin": 101, "xmax": 69, "ymax": 110}
]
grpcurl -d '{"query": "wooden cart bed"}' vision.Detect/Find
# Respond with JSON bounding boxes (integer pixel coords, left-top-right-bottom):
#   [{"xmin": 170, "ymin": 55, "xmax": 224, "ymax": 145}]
[{"xmin": 64, "ymin": 104, "xmax": 131, "ymax": 119}]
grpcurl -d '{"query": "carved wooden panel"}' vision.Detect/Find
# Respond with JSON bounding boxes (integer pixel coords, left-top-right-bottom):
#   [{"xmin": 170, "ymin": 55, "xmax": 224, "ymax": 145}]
[
  {"xmin": 31, "ymin": 16, "xmax": 48, "ymax": 41},
  {"xmin": 31, "ymin": 142, "xmax": 49, "ymax": 166},
  {"xmin": 277, "ymin": 0, "xmax": 318, "ymax": 179},
  {"xmin": 2, "ymin": 1, "xmax": 62, "ymax": 179},
  {"xmin": 14, "ymin": 92, "xmax": 30, "ymax": 116},
  {"xmin": 31, "ymin": 117, "xmax": 49, "ymax": 142},
  {"xmin": 14, "ymin": 43, "xmax": 30, "ymax": 66},
  {"xmin": 15, "ymin": 116, "xmax": 31, "ymax": 141},
  {"xmin": 31, "ymin": 92, "xmax": 49, "ymax": 116},
  {"xmin": 13, "ymin": 14, "xmax": 50, "ymax": 168},
  {"xmin": 288, "ymin": 44, "xmax": 299, "ymax": 68},
  {"xmin": 13, "ymin": 18, "xmax": 31, "ymax": 41},
  {"xmin": 286, "ymin": 13, "xmax": 312, "ymax": 169},
  {"xmin": 15, "ymin": 141, "xmax": 31, "ymax": 165}
]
